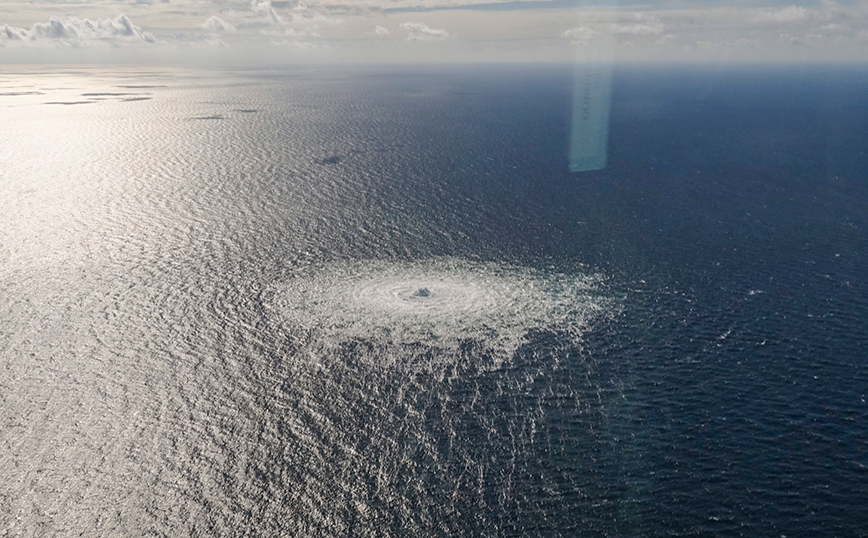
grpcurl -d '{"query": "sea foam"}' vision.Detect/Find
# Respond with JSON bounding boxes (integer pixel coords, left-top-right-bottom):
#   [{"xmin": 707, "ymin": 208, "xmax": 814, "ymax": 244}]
[{"xmin": 275, "ymin": 258, "xmax": 616, "ymax": 370}]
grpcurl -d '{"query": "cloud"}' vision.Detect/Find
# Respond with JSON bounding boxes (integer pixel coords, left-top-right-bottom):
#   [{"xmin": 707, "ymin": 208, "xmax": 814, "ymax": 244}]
[
  {"xmin": 751, "ymin": 6, "xmax": 811, "ymax": 24},
  {"xmin": 654, "ymin": 33, "xmax": 676, "ymax": 46},
  {"xmin": 611, "ymin": 21, "xmax": 665, "ymax": 36},
  {"xmin": 820, "ymin": 23, "xmax": 849, "ymax": 32},
  {"xmin": 2, "ymin": 0, "xmax": 867, "ymax": 62},
  {"xmin": 0, "ymin": 15, "xmax": 155, "ymax": 47},
  {"xmin": 816, "ymin": 0, "xmax": 853, "ymax": 21},
  {"xmin": 400, "ymin": 22, "xmax": 449, "ymax": 41},
  {"xmin": 250, "ymin": 0, "xmax": 284, "ymax": 25},
  {"xmin": 261, "ymin": 27, "xmax": 319, "ymax": 38},
  {"xmin": 363, "ymin": 25, "xmax": 391, "ymax": 39},
  {"xmin": 238, "ymin": 0, "xmax": 344, "ymax": 40},
  {"xmin": 610, "ymin": 14, "xmax": 664, "ymax": 36},
  {"xmin": 779, "ymin": 32, "xmax": 827, "ymax": 46},
  {"xmin": 696, "ymin": 37, "xmax": 763, "ymax": 50},
  {"xmin": 179, "ymin": 35, "xmax": 229, "ymax": 48},
  {"xmin": 270, "ymin": 38, "xmax": 316, "ymax": 48},
  {"xmin": 610, "ymin": 22, "xmax": 664, "ymax": 35},
  {"xmin": 200, "ymin": 16, "xmax": 237, "ymax": 33},
  {"xmin": 560, "ymin": 26, "xmax": 596, "ymax": 44}
]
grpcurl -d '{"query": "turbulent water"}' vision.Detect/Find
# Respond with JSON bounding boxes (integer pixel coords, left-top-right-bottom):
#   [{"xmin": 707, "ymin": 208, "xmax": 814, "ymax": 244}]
[
  {"xmin": 1, "ymin": 65, "xmax": 867, "ymax": 537},
  {"xmin": 276, "ymin": 258, "xmax": 614, "ymax": 371}
]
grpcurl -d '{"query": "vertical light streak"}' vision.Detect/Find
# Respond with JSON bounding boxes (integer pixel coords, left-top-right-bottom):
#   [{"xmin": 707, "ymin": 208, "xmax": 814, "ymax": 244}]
[{"xmin": 569, "ymin": 1, "xmax": 616, "ymax": 173}]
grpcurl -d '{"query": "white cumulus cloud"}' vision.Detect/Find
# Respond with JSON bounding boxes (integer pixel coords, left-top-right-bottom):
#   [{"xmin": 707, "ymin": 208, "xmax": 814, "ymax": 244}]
[
  {"xmin": 200, "ymin": 16, "xmax": 237, "ymax": 33},
  {"xmin": 400, "ymin": 22, "xmax": 449, "ymax": 41},
  {"xmin": 560, "ymin": 26, "xmax": 596, "ymax": 44},
  {"xmin": 250, "ymin": 0, "xmax": 284, "ymax": 25},
  {"xmin": 0, "ymin": 15, "xmax": 155, "ymax": 47}
]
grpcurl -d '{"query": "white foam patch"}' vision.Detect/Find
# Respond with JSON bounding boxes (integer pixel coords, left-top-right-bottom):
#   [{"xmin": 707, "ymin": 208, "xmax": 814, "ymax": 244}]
[{"xmin": 275, "ymin": 258, "xmax": 617, "ymax": 366}]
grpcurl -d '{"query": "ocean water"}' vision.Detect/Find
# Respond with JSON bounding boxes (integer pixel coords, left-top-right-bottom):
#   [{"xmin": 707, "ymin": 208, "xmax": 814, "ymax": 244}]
[{"xmin": 1, "ymin": 64, "xmax": 866, "ymax": 537}]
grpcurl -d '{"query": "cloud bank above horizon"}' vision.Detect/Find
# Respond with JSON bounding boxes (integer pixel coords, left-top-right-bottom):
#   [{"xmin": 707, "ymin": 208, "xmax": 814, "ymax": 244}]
[{"xmin": 2, "ymin": 0, "xmax": 868, "ymax": 63}]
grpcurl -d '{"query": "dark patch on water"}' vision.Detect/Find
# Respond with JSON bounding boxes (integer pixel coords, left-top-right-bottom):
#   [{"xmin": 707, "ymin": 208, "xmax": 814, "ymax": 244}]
[
  {"xmin": 0, "ymin": 91, "xmax": 44, "ymax": 96},
  {"xmin": 318, "ymin": 149, "xmax": 366, "ymax": 165},
  {"xmin": 188, "ymin": 114, "xmax": 224, "ymax": 120},
  {"xmin": 43, "ymin": 101, "xmax": 95, "ymax": 106},
  {"xmin": 81, "ymin": 92, "xmax": 135, "ymax": 97}
]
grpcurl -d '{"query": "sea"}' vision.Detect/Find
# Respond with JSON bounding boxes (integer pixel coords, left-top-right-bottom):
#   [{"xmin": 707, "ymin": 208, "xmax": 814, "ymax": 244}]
[{"xmin": 1, "ymin": 64, "xmax": 866, "ymax": 537}]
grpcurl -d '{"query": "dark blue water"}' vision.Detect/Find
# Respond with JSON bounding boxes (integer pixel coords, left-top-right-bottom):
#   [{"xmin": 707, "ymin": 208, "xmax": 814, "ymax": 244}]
[
  {"xmin": 381, "ymin": 64, "xmax": 868, "ymax": 536},
  {"xmin": 1, "ymin": 64, "xmax": 866, "ymax": 537},
  {"xmin": 584, "ymin": 66, "xmax": 868, "ymax": 537}
]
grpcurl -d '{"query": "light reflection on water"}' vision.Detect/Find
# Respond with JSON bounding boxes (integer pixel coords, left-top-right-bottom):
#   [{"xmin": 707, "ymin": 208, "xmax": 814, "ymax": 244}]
[
  {"xmin": 0, "ymin": 69, "xmax": 628, "ymax": 536},
  {"xmin": 3, "ymin": 66, "xmax": 867, "ymax": 538}
]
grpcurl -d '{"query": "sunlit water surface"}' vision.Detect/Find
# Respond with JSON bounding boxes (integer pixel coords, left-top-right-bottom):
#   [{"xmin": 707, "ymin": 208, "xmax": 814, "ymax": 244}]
[{"xmin": 1, "ymin": 66, "xmax": 866, "ymax": 537}]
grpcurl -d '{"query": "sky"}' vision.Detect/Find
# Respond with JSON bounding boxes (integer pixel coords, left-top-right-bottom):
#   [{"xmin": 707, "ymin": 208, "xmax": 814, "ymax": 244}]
[{"xmin": 2, "ymin": 0, "xmax": 868, "ymax": 64}]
